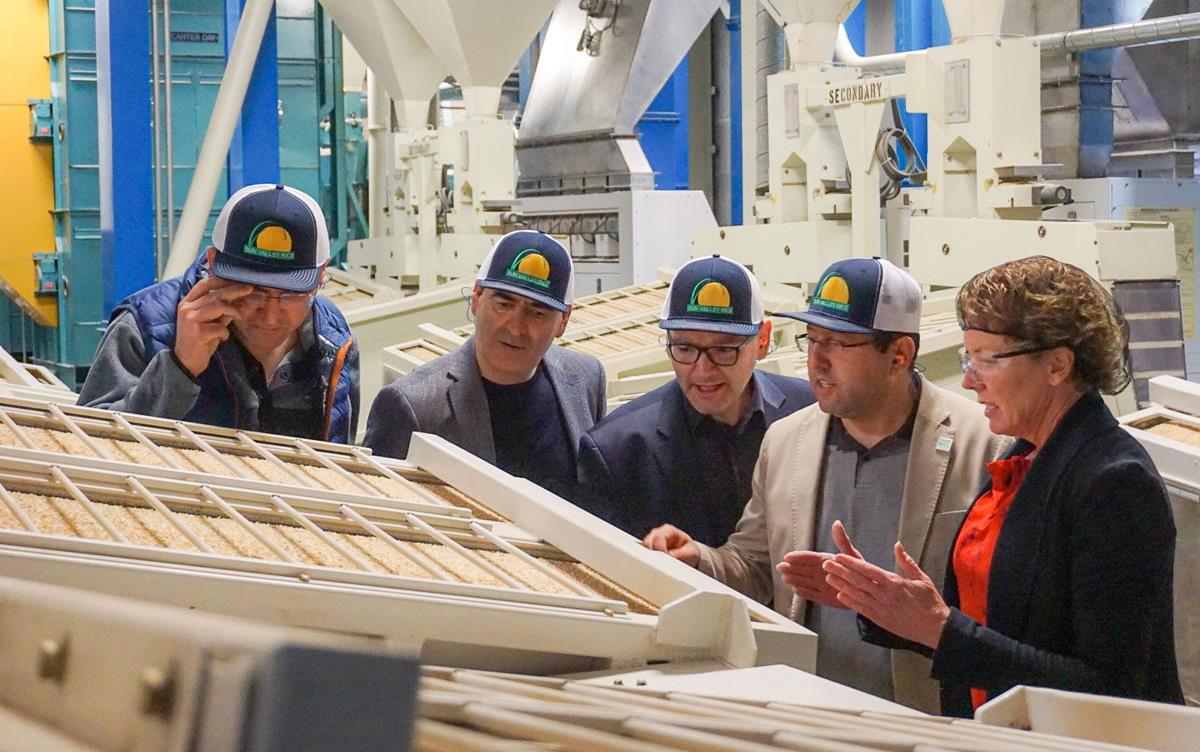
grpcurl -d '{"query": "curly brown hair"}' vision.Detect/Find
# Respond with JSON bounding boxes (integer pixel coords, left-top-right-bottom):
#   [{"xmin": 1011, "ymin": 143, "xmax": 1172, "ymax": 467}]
[{"xmin": 956, "ymin": 256, "xmax": 1131, "ymax": 394}]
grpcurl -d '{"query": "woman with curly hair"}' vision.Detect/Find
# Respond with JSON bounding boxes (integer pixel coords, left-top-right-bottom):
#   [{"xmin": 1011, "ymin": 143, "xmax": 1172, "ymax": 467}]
[{"xmin": 823, "ymin": 256, "xmax": 1183, "ymax": 716}]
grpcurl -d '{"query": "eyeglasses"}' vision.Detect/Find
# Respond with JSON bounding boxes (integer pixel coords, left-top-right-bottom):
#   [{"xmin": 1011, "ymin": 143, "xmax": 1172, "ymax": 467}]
[
  {"xmin": 958, "ymin": 344, "xmax": 1055, "ymax": 380},
  {"xmin": 238, "ymin": 288, "xmax": 318, "ymax": 310},
  {"xmin": 663, "ymin": 336, "xmax": 755, "ymax": 366},
  {"xmin": 795, "ymin": 333, "xmax": 876, "ymax": 355}
]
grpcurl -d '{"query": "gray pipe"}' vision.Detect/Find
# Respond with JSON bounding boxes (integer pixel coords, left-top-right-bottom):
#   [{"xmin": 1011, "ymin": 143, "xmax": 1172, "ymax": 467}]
[
  {"xmin": 1030, "ymin": 11, "xmax": 1200, "ymax": 55},
  {"xmin": 150, "ymin": 0, "xmax": 164, "ymax": 273},
  {"xmin": 835, "ymin": 12, "xmax": 1200, "ymax": 72},
  {"xmin": 164, "ymin": 0, "xmax": 176, "ymax": 251},
  {"xmin": 713, "ymin": 13, "xmax": 731, "ymax": 226},
  {"xmin": 755, "ymin": 6, "xmax": 783, "ymax": 193}
]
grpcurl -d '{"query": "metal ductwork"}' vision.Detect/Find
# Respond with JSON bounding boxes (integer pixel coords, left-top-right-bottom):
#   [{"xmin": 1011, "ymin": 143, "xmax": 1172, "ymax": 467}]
[
  {"xmin": 1029, "ymin": 9, "xmax": 1200, "ymax": 54},
  {"xmin": 1113, "ymin": 2, "xmax": 1200, "ymax": 177},
  {"xmin": 516, "ymin": 0, "xmax": 725, "ymax": 197}
]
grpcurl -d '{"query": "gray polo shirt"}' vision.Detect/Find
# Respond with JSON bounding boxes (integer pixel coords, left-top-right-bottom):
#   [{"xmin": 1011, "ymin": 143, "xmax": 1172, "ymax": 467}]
[{"xmin": 807, "ymin": 400, "xmax": 917, "ymax": 702}]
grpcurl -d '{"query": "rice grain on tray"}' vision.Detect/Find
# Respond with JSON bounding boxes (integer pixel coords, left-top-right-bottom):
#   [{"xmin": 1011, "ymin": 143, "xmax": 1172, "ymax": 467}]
[
  {"xmin": 1145, "ymin": 420, "xmax": 1200, "ymax": 447},
  {"xmin": 0, "ymin": 489, "xmax": 643, "ymax": 604}
]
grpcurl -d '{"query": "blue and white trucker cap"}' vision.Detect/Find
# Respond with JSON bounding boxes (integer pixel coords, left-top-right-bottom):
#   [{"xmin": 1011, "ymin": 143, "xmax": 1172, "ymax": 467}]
[
  {"xmin": 780, "ymin": 257, "xmax": 921, "ymax": 335},
  {"xmin": 476, "ymin": 230, "xmax": 574, "ymax": 312},
  {"xmin": 210, "ymin": 183, "xmax": 330, "ymax": 292}
]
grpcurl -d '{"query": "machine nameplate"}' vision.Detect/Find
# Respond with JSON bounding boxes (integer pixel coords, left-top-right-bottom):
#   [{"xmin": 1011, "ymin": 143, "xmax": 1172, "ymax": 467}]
[
  {"xmin": 819, "ymin": 78, "xmax": 894, "ymax": 106},
  {"xmin": 808, "ymin": 74, "xmax": 905, "ymax": 110}
]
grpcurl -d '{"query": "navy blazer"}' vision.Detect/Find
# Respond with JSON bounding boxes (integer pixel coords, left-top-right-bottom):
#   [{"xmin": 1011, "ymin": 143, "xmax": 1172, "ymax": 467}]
[
  {"xmin": 575, "ymin": 370, "xmax": 815, "ymax": 545},
  {"xmin": 865, "ymin": 390, "xmax": 1183, "ymax": 716}
]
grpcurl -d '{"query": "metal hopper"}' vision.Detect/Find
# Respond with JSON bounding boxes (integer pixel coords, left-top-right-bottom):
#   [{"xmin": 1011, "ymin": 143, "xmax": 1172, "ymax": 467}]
[
  {"xmin": 392, "ymin": 0, "xmax": 559, "ymax": 118},
  {"xmin": 516, "ymin": 0, "xmax": 726, "ymax": 196},
  {"xmin": 318, "ymin": 0, "xmax": 445, "ymax": 128}
]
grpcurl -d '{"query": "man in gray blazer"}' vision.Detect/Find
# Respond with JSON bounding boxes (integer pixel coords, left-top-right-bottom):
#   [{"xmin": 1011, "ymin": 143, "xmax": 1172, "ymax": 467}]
[{"xmin": 364, "ymin": 231, "xmax": 605, "ymax": 500}]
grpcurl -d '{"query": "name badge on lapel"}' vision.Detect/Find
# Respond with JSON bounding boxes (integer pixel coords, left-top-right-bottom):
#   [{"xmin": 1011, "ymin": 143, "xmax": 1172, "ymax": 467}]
[{"xmin": 935, "ymin": 435, "xmax": 954, "ymax": 454}]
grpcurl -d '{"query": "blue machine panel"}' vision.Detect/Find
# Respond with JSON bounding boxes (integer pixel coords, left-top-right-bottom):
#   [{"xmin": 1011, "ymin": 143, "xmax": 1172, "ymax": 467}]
[
  {"xmin": 226, "ymin": 0, "xmax": 280, "ymax": 190},
  {"xmin": 637, "ymin": 59, "xmax": 690, "ymax": 191}
]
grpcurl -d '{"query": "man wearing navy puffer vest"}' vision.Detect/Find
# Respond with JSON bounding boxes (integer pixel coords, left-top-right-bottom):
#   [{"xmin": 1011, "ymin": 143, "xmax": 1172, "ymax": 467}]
[{"xmin": 78, "ymin": 184, "xmax": 359, "ymax": 443}]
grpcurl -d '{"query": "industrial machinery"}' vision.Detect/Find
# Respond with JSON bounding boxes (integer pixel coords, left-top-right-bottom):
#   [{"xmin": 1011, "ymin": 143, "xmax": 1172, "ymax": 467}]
[
  {"xmin": 0, "ymin": 576, "xmax": 420, "ymax": 752},
  {"xmin": 10, "ymin": 577, "xmax": 1199, "ymax": 752},
  {"xmin": 415, "ymin": 668, "xmax": 1200, "ymax": 751},
  {"xmin": 512, "ymin": 0, "xmax": 724, "ymax": 293},
  {"xmin": 329, "ymin": 0, "xmax": 726, "ymax": 298},
  {"xmin": 693, "ymin": 0, "xmax": 1183, "ymax": 409},
  {"xmin": 1118, "ymin": 375, "xmax": 1200, "ymax": 706},
  {"xmin": 2, "ymin": 392, "xmax": 1197, "ymax": 748},
  {"xmin": 324, "ymin": 0, "xmax": 557, "ymax": 292},
  {"xmin": 1045, "ymin": 177, "xmax": 1200, "ymax": 394},
  {"xmin": 0, "ymin": 395, "xmax": 816, "ymax": 676}
]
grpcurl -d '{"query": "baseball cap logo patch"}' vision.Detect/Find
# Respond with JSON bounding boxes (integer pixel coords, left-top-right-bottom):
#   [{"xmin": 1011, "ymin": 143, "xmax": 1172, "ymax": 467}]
[
  {"xmin": 504, "ymin": 249, "xmax": 553, "ymax": 289},
  {"xmin": 814, "ymin": 274, "xmax": 851, "ymax": 312},
  {"xmin": 244, "ymin": 222, "xmax": 295, "ymax": 260},
  {"xmin": 686, "ymin": 279, "xmax": 734, "ymax": 316}
]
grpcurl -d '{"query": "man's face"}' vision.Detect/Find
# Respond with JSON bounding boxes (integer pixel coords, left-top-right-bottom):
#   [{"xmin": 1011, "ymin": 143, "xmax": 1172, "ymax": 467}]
[
  {"xmin": 804, "ymin": 324, "xmax": 895, "ymax": 420},
  {"xmin": 470, "ymin": 286, "xmax": 570, "ymax": 384},
  {"xmin": 668, "ymin": 324, "xmax": 770, "ymax": 426},
  {"xmin": 208, "ymin": 248, "xmax": 316, "ymax": 356},
  {"xmin": 230, "ymin": 285, "xmax": 315, "ymax": 354}
]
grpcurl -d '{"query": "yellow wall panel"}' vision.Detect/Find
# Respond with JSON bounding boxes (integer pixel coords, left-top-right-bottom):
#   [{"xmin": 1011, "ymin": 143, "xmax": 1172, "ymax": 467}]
[{"xmin": 0, "ymin": 0, "xmax": 58, "ymax": 326}]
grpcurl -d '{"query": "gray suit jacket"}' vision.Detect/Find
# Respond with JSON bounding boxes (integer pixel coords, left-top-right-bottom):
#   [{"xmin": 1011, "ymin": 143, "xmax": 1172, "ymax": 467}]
[{"xmin": 364, "ymin": 338, "xmax": 607, "ymax": 463}]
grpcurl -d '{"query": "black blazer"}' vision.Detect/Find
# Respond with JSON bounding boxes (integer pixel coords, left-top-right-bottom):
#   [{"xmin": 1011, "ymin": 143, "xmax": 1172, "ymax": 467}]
[
  {"xmin": 868, "ymin": 390, "xmax": 1183, "ymax": 716},
  {"xmin": 575, "ymin": 371, "xmax": 814, "ymax": 546}
]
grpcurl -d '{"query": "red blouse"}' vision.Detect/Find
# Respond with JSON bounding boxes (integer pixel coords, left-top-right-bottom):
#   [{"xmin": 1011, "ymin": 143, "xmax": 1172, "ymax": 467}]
[{"xmin": 952, "ymin": 452, "xmax": 1033, "ymax": 710}]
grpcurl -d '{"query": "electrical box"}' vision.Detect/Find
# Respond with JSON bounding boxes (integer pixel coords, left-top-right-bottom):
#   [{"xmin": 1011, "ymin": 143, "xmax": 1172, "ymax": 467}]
[
  {"xmin": 26, "ymin": 98, "xmax": 52, "ymax": 142},
  {"xmin": 32, "ymin": 253, "xmax": 58, "ymax": 297}
]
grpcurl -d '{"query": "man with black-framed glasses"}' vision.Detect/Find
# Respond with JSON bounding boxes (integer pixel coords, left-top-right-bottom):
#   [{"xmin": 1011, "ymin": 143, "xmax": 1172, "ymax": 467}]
[
  {"xmin": 575, "ymin": 255, "xmax": 814, "ymax": 547},
  {"xmin": 643, "ymin": 257, "xmax": 1005, "ymax": 712},
  {"xmin": 79, "ymin": 184, "xmax": 359, "ymax": 443}
]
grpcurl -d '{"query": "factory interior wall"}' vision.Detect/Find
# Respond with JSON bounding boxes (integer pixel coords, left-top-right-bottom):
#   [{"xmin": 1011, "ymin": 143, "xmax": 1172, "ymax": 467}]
[{"xmin": 0, "ymin": 0, "xmax": 59, "ymax": 328}]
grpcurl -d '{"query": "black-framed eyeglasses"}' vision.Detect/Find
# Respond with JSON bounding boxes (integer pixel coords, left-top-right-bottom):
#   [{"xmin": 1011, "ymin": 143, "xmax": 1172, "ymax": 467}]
[
  {"xmin": 663, "ymin": 335, "xmax": 756, "ymax": 366},
  {"xmin": 958, "ymin": 344, "xmax": 1057, "ymax": 378},
  {"xmin": 794, "ymin": 332, "xmax": 876, "ymax": 355}
]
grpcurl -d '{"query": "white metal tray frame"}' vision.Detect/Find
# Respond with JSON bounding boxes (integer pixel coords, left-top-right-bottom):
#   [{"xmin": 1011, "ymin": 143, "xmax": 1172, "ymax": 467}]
[
  {"xmin": 407, "ymin": 434, "xmax": 816, "ymax": 670},
  {"xmin": 1118, "ymin": 375, "xmax": 1200, "ymax": 707},
  {"xmin": 0, "ymin": 346, "xmax": 76, "ymax": 405},
  {"xmin": 0, "ymin": 575, "xmax": 418, "ymax": 752},
  {"xmin": 0, "ymin": 400, "xmax": 813, "ymax": 675},
  {"xmin": 417, "ymin": 665, "xmax": 1164, "ymax": 751}
]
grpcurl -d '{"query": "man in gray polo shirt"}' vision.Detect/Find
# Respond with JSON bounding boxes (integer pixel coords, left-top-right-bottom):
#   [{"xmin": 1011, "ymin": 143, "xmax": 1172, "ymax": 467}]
[{"xmin": 644, "ymin": 258, "xmax": 1004, "ymax": 711}]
